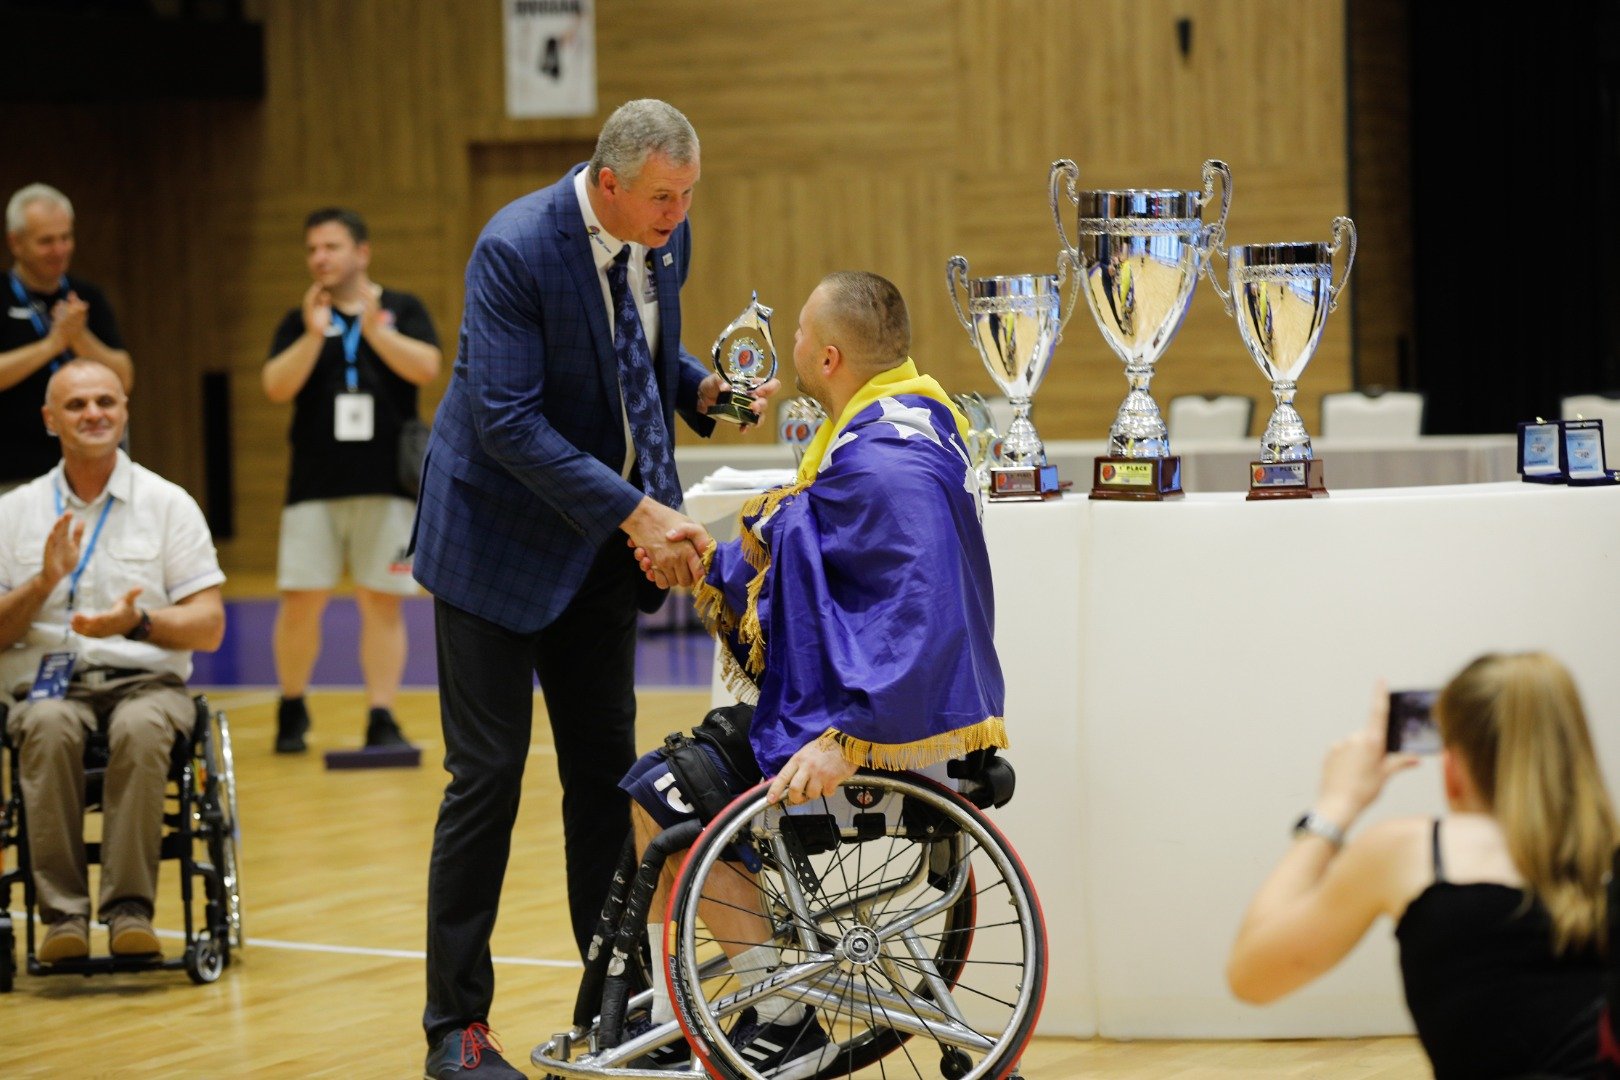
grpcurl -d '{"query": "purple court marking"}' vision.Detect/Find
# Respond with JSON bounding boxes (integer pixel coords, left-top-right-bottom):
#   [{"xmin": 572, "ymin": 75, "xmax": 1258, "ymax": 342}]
[{"xmin": 190, "ymin": 595, "xmax": 714, "ymax": 690}]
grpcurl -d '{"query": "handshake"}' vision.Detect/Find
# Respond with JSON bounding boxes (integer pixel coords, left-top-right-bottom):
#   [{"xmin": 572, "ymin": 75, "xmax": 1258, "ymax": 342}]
[{"xmin": 622, "ymin": 498, "xmax": 713, "ymax": 590}]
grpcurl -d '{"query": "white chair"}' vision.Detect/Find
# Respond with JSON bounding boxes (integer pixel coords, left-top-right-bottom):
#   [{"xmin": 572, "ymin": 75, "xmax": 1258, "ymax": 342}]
[
  {"xmin": 1167, "ymin": 394, "xmax": 1253, "ymax": 442},
  {"xmin": 1560, "ymin": 393, "xmax": 1620, "ymax": 430},
  {"xmin": 1320, "ymin": 389, "xmax": 1425, "ymax": 441}
]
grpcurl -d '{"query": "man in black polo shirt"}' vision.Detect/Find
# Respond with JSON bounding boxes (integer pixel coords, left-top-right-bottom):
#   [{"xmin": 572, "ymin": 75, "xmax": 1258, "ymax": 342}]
[
  {"xmin": 262, "ymin": 207, "xmax": 441, "ymax": 754},
  {"xmin": 1, "ymin": 184, "xmax": 133, "ymax": 492}
]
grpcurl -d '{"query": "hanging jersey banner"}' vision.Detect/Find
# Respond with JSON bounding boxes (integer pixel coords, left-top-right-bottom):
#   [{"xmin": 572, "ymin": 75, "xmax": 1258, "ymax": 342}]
[{"xmin": 504, "ymin": 0, "xmax": 596, "ymax": 119}]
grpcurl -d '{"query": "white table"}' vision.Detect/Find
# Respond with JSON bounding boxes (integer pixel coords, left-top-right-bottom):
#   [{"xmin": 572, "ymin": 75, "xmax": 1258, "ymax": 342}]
[{"xmin": 688, "ymin": 476, "xmax": 1620, "ymax": 1039}]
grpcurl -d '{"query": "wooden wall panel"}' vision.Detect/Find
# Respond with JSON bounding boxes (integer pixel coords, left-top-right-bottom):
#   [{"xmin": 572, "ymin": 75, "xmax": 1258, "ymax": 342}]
[{"xmin": 4, "ymin": 0, "xmax": 1351, "ymax": 579}]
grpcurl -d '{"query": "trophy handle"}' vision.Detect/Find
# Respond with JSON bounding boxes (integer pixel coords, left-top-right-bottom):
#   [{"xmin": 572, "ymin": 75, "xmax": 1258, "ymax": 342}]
[
  {"xmin": 1327, "ymin": 216, "xmax": 1357, "ymax": 313},
  {"xmin": 1199, "ymin": 159, "xmax": 1234, "ymax": 259},
  {"xmin": 1049, "ymin": 159, "xmax": 1081, "ymax": 259},
  {"xmin": 1055, "ymin": 249, "xmax": 1083, "ymax": 337},
  {"xmin": 1205, "ymin": 243, "xmax": 1235, "ymax": 318},
  {"xmin": 946, "ymin": 254, "xmax": 973, "ymax": 334}
]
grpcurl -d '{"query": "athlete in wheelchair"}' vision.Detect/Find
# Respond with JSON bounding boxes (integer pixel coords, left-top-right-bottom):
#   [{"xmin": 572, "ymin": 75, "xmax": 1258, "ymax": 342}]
[{"xmin": 524, "ymin": 273, "xmax": 1045, "ymax": 1079}]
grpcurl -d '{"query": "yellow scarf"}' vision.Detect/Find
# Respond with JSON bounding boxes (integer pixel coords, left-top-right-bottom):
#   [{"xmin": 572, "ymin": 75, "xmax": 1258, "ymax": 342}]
[{"xmin": 794, "ymin": 359, "xmax": 970, "ymax": 484}]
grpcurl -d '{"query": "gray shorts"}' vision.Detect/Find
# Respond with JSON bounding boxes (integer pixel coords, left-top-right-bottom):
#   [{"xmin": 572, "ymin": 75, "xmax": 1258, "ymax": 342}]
[{"xmin": 276, "ymin": 496, "xmax": 418, "ymax": 595}]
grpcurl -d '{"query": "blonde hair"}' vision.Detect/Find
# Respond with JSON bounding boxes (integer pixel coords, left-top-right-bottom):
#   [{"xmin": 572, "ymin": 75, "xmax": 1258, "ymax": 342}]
[{"xmin": 1436, "ymin": 652, "xmax": 1617, "ymax": 953}]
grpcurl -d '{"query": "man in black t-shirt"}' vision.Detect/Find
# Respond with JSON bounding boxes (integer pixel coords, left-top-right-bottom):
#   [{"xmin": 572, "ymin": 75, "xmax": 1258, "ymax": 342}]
[
  {"xmin": 262, "ymin": 207, "xmax": 441, "ymax": 754},
  {"xmin": 1, "ymin": 184, "xmax": 134, "ymax": 490}
]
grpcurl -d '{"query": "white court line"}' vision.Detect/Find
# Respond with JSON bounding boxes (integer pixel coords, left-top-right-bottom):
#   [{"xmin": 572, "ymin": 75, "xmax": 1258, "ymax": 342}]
[{"xmin": 4, "ymin": 910, "xmax": 582, "ymax": 969}]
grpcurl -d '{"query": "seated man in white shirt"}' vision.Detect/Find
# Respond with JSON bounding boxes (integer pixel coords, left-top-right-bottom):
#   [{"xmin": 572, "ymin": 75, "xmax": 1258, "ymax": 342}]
[{"xmin": 0, "ymin": 359, "xmax": 225, "ymax": 963}]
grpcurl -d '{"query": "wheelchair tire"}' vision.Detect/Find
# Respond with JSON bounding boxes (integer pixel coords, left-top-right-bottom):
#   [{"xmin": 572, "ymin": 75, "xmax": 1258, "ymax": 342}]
[
  {"xmin": 185, "ymin": 937, "xmax": 225, "ymax": 985},
  {"xmin": 666, "ymin": 773, "xmax": 1046, "ymax": 1080},
  {"xmin": 201, "ymin": 709, "xmax": 244, "ymax": 956}
]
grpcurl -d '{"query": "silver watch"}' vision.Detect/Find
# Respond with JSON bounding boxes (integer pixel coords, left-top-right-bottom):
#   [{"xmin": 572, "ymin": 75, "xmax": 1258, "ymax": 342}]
[{"xmin": 1292, "ymin": 810, "xmax": 1346, "ymax": 848}]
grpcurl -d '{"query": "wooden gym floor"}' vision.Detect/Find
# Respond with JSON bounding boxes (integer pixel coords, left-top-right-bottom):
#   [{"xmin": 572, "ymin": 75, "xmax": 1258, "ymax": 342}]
[{"xmin": 2, "ymin": 688, "xmax": 1430, "ymax": 1078}]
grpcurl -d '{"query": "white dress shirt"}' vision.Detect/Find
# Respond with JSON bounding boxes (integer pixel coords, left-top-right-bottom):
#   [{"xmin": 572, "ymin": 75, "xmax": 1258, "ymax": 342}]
[{"xmin": 0, "ymin": 450, "xmax": 226, "ymax": 693}]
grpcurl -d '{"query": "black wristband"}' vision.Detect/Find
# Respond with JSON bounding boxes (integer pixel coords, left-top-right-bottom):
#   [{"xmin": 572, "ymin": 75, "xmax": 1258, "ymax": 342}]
[{"xmin": 126, "ymin": 608, "xmax": 153, "ymax": 642}]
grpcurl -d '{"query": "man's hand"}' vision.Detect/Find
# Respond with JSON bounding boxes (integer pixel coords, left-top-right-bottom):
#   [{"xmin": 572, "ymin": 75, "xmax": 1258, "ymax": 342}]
[
  {"xmin": 622, "ymin": 498, "xmax": 710, "ymax": 588},
  {"xmin": 302, "ymin": 281, "xmax": 333, "ymax": 339},
  {"xmin": 71, "ymin": 586, "xmax": 144, "ymax": 639},
  {"xmin": 767, "ymin": 738, "xmax": 859, "ymax": 805},
  {"xmin": 698, "ymin": 375, "xmax": 783, "ymax": 433},
  {"xmin": 359, "ymin": 281, "xmax": 388, "ymax": 334},
  {"xmin": 40, "ymin": 513, "xmax": 84, "ymax": 589},
  {"xmin": 49, "ymin": 294, "xmax": 90, "ymax": 351}
]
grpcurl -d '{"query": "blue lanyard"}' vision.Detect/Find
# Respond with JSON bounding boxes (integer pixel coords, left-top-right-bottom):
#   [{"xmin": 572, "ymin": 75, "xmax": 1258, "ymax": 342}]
[
  {"xmin": 333, "ymin": 312, "xmax": 363, "ymax": 393},
  {"xmin": 52, "ymin": 485, "xmax": 116, "ymax": 614},
  {"xmin": 8, "ymin": 272, "xmax": 72, "ymax": 372}
]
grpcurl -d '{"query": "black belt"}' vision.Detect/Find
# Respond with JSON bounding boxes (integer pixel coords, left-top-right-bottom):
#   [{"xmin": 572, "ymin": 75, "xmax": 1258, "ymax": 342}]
[{"xmin": 73, "ymin": 667, "xmax": 151, "ymax": 687}]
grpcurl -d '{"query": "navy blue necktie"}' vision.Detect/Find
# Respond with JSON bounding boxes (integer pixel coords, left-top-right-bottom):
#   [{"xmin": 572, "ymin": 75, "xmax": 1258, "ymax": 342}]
[{"xmin": 606, "ymin": 246, "xmax": 682, "ymax": 510}]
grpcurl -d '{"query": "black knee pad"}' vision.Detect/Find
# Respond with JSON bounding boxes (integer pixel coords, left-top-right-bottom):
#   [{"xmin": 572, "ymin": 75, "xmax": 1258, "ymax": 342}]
[{"xmin": 660, "ymin": 703, "xmax": 761, "ymax": 824}]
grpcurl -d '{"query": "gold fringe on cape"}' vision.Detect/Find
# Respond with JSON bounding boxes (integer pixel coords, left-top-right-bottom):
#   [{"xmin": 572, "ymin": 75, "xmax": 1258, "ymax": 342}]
[{"xmin": 817, "ymin": 716, "xmax": 1008, "ymax": 772}]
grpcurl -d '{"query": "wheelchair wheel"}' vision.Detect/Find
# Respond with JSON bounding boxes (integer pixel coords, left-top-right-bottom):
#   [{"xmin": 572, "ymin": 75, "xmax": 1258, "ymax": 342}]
[
  {"xmin": 200, "ymin": 709, "xmax": 244, "ymax": 955},
  {"xmin": 184, "ymin": 937, "xmax": 225, "ymax": 985},
  {"xmin": 667, "ymin": 773, "xmax": 1046, "ymax": 1080}
]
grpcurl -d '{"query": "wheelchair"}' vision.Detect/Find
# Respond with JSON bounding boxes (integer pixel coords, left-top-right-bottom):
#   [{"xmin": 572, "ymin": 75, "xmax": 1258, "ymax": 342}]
[
  {"xmin": 0, "ymin": 693, "xmax": 244, "ymax": 990},
  {"xmin": 532, "ymin": 750, "xmax": 1044, "ymax": 1079}
]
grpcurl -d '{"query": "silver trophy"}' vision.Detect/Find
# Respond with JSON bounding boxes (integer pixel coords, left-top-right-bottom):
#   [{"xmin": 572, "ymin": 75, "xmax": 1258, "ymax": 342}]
[
  {"xmin": 946, "ymin": 254, "xmax": 1078, "ymax": 500},
  {"xmin": 709, "ymin": 292, "xmax": 779, "ymax": 425},
  {"xmin": 1050, "ymin": 158, "xmax": 1233, "ymax": 499},
  {"xmin": 777, "ymin": 395, "xmax": 826, "ymax": 467},
  {"xmin": 1208, "ymin": 216, "xmax": 1355, "ymax": 498},
  {"xmin": 950, "ymin": 390, "xmax": 1003, "ymax": 492}
]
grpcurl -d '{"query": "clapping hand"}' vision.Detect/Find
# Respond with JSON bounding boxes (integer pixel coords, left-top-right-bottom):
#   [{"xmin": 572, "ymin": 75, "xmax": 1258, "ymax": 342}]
[{"xmin": 71, "ymin": 586, "xmax": 144, "ymax": 640}]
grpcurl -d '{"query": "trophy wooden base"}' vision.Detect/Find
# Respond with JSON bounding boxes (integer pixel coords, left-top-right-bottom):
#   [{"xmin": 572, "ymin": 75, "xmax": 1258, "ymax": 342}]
[
  {"xmin": 989, "ymin": 464, "xmax": 1061, "ymax": 502},
  {"xmin": 1089, "ymin": 456, "xmax": 1183, "ymax": 500},
  {"xmin": 1247, "ymin": 459, "xmax": 1327, "ymax": 500}
]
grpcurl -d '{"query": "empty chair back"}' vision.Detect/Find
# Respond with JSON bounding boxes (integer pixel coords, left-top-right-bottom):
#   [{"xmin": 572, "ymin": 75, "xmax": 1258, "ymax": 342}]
[
  {"xmin": 1167, "ymin": 394, "xmax": 1253, "ymax": 442},
  {"xmin": 1320, "ymin": 389, "xmax": 1425, "ymax": 440}
]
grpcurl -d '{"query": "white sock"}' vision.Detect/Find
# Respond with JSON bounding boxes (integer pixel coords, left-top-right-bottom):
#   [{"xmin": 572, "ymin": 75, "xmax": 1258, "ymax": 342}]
[
  {"xmin": 648, "ymin": 922, "xmax": 675, "ymax": 1025},
  {"xmin": 731, "ymin": 943, "xmax": 805, "ymax": 1025}
]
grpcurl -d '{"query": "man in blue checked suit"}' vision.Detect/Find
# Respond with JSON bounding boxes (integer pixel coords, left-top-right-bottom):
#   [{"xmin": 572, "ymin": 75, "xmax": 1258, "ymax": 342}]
[{"xmin": 414, "ymin": 99, "xmax": 778, "ymax": 1079}]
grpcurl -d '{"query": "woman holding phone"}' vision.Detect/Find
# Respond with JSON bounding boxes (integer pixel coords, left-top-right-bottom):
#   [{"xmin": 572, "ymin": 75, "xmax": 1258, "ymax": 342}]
[{"xmin": 1227, "ymin": 652, "xmax": 1617, "ymax": 1079}]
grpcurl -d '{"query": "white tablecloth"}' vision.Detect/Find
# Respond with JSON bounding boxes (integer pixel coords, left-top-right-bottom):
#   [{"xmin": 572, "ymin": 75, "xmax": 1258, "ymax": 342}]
[{"xmin": 686, "ymin": 470, "xmax": 1620, "ymax": 1038}]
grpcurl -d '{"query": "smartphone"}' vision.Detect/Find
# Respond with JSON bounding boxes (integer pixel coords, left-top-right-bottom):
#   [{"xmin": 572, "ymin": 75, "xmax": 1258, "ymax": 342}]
[{"xmin": 1386, "ymin": 689, "xmax": 1440, "ymax": 754}]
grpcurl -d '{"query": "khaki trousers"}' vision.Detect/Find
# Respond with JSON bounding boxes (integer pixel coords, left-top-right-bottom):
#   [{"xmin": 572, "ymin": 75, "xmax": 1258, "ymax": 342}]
[{"xmin": 6, "ymin": 672, "xmax": 194, "ymax": 923}]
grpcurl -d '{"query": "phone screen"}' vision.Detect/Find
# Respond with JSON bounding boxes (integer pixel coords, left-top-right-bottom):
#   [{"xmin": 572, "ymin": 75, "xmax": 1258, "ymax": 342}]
[{"xmin": 1387, "ymin": 689, "xmax": 1440, "ymax": 754}]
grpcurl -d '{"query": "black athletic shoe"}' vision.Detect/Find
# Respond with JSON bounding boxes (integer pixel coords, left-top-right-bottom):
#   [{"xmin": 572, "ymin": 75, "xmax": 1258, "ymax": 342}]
[
  {"xmin": 274, "ymin": 696, "xmax": 310, "ymax": 753},
  {"xmin": 726, "ymin": 1006, "xmax": 837, "ymax": 1079},
  {"xmin": 622, "ymin": 1012, "xmax": 692, "ymax": 1069},
  {"xmin": 423, "ymin": 1023, "xmax": 525, "ymax": 1079},
  {"xmin": 365, "ymin": 707, "xmax": 410, "ymax": 748}
]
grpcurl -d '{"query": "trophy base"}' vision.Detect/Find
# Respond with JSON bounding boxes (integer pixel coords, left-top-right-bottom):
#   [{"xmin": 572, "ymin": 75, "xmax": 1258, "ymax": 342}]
[
  {"xmin": 1567, "ymin": 470, "xmax": 1620, "ymax": 486},
  {"xmin": 708, "ymin": 391, "xmax": 759, "ymax": 425},
  {"xmin": 988, "ymin": 464, "xmax": 1061, "ymax": 502},
  {"xmin": 1520, "ymin": 472, "xmax": 1566, "ymax": 485},
  {"xmin": 1247, "ymin": 459, "xmax": 1328, "ymax": 500},
  {"xmin": 1089, "ymin": 456, "xmax": 1183, "ymax": 501}
]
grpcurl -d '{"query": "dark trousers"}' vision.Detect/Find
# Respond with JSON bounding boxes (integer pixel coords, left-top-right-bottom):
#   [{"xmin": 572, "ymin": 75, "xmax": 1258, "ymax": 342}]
[{"xmin": 423, "ymin": 542, "xmax": 640, "ymax": 1044}]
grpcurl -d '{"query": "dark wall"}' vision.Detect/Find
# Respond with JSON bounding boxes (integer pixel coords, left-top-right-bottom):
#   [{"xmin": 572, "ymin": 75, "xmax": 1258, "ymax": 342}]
[{"xmin": 1411, "ymin": 4, "xmax": 1620, "ymax": 433}]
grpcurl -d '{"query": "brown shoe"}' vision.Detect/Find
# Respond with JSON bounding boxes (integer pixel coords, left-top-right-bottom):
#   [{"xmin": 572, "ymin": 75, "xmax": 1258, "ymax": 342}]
[
  {"xmin": 107, "ymin": 907, "xmax": 161, "ymax": 956},
  {"xmin": 38, "ymin": 915, "xmax": 89, "ymax": 963}
]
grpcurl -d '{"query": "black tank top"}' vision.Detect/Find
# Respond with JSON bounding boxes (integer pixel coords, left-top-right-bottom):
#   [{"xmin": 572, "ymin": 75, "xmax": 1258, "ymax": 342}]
[{"xmin": 1396, "ymin": 819, "xmax": 1605, "ymax": 1079}]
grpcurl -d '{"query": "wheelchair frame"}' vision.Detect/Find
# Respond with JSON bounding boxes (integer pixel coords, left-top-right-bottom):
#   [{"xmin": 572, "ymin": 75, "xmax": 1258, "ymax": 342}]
[
  {"xmin": 532, "ymin": 758, "xmax": 1044, "ymax": 1080},
  {"xmin": 0, "ymin": 694, "xmax": 244, "ymax": 990}
]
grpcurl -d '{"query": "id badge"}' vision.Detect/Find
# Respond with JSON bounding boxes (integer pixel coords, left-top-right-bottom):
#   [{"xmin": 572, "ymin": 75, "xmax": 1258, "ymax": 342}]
[
  {"xmin": 334, "ymin": 393, "xmax": 375, "ymax": 442},
  {"xmin": 29, "ymin": 651, "xmax": 76, "ymax": 700}
]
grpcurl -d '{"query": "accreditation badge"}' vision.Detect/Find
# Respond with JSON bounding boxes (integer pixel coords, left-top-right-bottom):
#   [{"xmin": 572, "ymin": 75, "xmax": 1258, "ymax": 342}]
[
  {"xmin": 334, "ymin": 393, "xmax": 375, "ymax": 442},
  {"xmin": 29, "ymin": 651, "xmax": 76, "ymax": 700}
]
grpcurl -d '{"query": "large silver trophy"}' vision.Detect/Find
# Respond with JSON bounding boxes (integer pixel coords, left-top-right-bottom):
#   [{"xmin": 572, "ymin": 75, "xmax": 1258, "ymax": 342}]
[
  {"xmin": 708, "ymin": 292, "xmax": 778, "ymax": 425},
  {"xmin": 1208, "ymin": 216, "xmax": 1356, "ymax": 499},
  {"xmin": 946, "ymin": 255, "xmax": 1078, "ymax": 500},
  {"xmin": 1050, "ymin": 158, "xmax": 1233, "ymax": 499}
]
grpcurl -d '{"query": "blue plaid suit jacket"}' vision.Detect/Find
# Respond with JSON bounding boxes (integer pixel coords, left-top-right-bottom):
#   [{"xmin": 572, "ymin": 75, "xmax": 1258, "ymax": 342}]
[{"xmin": 412, "ymin": 164, "xmax": 714, "ymax": 633}]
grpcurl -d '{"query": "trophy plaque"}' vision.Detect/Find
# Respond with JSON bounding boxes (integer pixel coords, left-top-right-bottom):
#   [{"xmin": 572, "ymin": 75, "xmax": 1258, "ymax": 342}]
[
  {"xmin": 946, "ymin": 254, "xmax": 1078, "ymax": 501},
  {"xmin": 1208, "ymin": 217, "xmax": 1355, "ymax": 500},
  {"xmin": 1050, "ymin": 158, "xmax": 1233, "ymax": 500},
  {"xmin": 708, "ymin": 291, "xmax": 779, "ymax": 425},
  {"xmin": 1562, "ymin": 418, "xmax": 1620, "ymax": 485},
  {"xmin": 1517, "ymin": 419, "xmax": 1565, "ymax": 484},
  {"xmin": 778, "ymin": 396, "xmax": 827, "ymax": 467}
]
